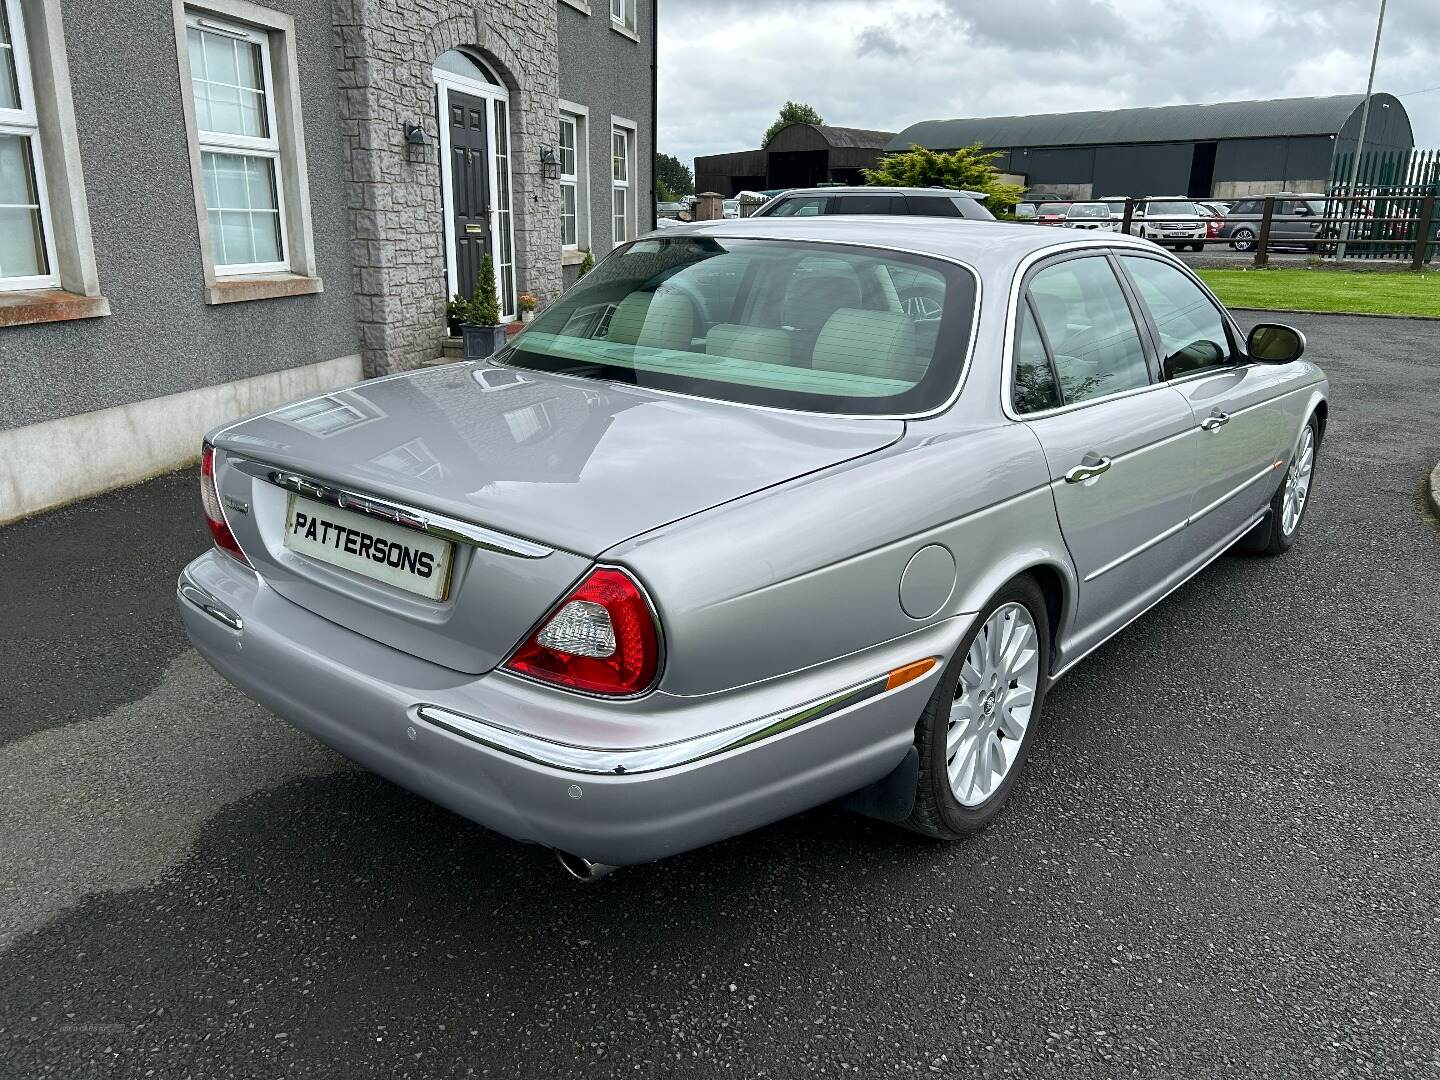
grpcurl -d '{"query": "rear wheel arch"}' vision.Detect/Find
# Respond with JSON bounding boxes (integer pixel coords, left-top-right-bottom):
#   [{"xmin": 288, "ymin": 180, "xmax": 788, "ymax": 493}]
[{"xmin": 1018, "ymin": 564, "xmax": 1067, "ymax": 677}]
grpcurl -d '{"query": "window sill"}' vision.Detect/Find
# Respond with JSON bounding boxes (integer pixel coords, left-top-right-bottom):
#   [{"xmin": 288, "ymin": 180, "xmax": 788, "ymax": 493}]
[
  {"xmin": 206, "ymin": 273, "xmax": 324, "ymax": 306},
  {"xmin": 610, "ymin": 20, "xmax": 640, "ymax": 42},
  {"xmin": 560, "ymin": 0, "xmax": 591, "ymax": 12},
  {"xmin": 561, "ymin": 249, "xmax": 589, "ymax": 266},
  {"xmin": 0, "ymin": 288, "xmax": 111, "ymax": 328}
]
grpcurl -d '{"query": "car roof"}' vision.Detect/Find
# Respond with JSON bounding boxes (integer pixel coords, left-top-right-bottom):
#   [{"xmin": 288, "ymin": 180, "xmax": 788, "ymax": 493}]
[
  {"xmin": 642, "ymin": 215, "xmax": 1162, "ymax": 266},
  {"xmin": 773, "ymin": 186, "xmax": 989, "ymax": 199}
]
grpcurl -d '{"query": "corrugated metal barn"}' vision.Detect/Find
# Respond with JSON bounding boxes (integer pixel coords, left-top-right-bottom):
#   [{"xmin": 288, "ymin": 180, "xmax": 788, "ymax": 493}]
[
  {"xmin": 695, "ymin": 123, "xmax": 895, "ymax": 196},
  {"xmin": 887, "ymin": 94, "xmax": 1414, "ymax": 200}
]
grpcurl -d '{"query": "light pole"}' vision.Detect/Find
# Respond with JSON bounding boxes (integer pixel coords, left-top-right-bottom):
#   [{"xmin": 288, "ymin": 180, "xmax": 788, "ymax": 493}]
[{"xmin": 1337, "ymin": 0, "xmax": 1388, "ymax": 259}]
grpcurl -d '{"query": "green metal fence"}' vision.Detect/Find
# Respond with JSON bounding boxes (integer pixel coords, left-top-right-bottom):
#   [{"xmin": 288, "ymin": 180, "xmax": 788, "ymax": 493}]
[{"xmin": 1327, "ymin": 148, "xmax": 1440, "ymax": 262}]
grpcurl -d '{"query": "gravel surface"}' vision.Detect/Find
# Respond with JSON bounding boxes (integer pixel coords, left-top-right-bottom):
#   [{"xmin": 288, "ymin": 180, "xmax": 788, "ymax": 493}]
[{"xmin": 2, "ymin": 312, "xmax": 1438, "ymax": 1078}]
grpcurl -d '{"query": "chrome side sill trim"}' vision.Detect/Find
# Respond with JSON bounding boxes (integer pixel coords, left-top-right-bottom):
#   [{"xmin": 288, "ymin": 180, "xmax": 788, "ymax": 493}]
[
  {"xmin": 1083, "ymin": 461, "xmax": 1284, "ymax": 583},
  {"xmin": 1083, "ymin": 518, "xmax": 1188, "ymax": 582},
  {"xmin": 178, "ymin": 572, "xmax": 243, "ymax": 631},
  {"xmin": 415, "ymin": 668, "xmax": 917, "ymax": 776},
  {"xmin": 1053, "ymin": 508, "xmax": 1267, "ymax": 680},
  {"xmin": 226, "ymin": 457, "xmax": 553, "ymax": 559},
  {"xmin": 1190, "ymin": 461, "xmax": 1285, "ymax": 524}
]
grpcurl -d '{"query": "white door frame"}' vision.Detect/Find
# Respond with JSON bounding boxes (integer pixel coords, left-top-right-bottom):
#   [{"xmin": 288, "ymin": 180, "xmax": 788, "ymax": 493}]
[{"xmin": 433, "ymin": 62, "xmax": 517, "ymax": 321}]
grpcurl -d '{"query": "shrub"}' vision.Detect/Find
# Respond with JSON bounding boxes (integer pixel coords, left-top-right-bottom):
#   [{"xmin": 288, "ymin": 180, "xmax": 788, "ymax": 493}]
[
  {"xmin": 865, "ymin": 143, "xmax": 1024, "ymax": 219},
  {"xmin": 469, "ymin": 254, "xmax": 501, "ymax": 326}
]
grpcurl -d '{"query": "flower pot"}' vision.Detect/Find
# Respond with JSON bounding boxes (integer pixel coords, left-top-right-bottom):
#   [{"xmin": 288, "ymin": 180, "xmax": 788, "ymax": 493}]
[
  {"xmin": 520, "ymin": 310, "xmax": 534, "ymax": 324},
  {"xmin": 461, "ymin": 323, "xmax": 508, "ymax": 360}
]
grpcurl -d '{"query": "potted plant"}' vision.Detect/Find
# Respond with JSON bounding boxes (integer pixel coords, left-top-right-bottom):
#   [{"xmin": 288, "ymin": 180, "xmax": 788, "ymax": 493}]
[
  {"xmin": 517, "ymin": 292, "xmax": 539, "ymax": 323},
  {"xmin": 445, "ymin": 294, "xmax": 468, "ymax": 337},
  {"xmin": 460, "ymin": 255, "xmax": 507, "ymax": 360},
  {"xmin": 577, "ymin": 251, "xmax": 595, "ymax": 278}
]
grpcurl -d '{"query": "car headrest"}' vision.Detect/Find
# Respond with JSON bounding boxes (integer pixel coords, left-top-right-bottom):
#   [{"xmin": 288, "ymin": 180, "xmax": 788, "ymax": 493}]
[
  {"xmin": 812, "ymin": 309, "xmax": 924, "ymax": 384},
  {"xmin": 781, "ymin": 272, "xmax": 862, "ymax": 329},
  {"xmin": 606, "ymin": 289, "xmax": 695, "ymax": 350},
  {"xmin": 705, "ymin": 324, "xmax": 794, "ymax": 367}
]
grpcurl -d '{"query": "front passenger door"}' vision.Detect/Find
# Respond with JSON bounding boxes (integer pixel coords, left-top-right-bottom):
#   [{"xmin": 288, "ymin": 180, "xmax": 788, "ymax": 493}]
[
  {"xmin": 1014, "ymin": 254, "xmax": 1198, "ymax": 657},
  {"xmin": 1117, "ymin": 254, "xmax": 1294, "ymax": 551}
]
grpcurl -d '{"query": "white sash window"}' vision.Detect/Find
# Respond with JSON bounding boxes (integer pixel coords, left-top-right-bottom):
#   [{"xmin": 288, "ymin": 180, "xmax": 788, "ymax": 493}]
[
  {"xmin": 185, "ymin": 12, "xmax": 287, "ymax": 274},
  {"xmin": 0, "ymin": 0, "xmax": 58, "ymax": 291}
]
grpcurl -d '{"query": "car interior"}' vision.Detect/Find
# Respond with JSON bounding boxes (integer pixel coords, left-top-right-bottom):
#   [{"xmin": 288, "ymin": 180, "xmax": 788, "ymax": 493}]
[{"xmin": 527, "ymin": 243, "xmax": 947, "ymax": 396}]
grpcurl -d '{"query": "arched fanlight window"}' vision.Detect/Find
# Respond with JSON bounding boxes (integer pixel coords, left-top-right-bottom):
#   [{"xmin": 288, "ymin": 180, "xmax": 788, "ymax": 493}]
[{"xmin": 433, "ymin": 49, "xmax": 499, "ymax": 86}]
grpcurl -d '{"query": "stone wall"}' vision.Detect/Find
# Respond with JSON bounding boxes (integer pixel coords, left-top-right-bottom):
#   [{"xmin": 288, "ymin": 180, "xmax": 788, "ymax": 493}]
[{"xmin": 335, "ymin": 0, "xmax": 561, "ymax": 376}]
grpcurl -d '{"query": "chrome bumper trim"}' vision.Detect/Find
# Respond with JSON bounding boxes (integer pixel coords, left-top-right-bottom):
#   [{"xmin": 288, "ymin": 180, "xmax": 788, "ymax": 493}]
[
  {"xmin": 178, "ymin": 570, "xmax": 244, "ymax": 631},
  {"xmin": 226, "ymin": 457, "xmax": 554, "ymax": 559},
  {"xmin": 416, "ymin": 671, "xmax": 901, "ymax": 776}
]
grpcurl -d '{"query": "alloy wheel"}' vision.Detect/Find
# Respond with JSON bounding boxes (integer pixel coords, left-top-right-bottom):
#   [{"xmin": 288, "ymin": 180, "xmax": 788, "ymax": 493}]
[
  {"xmin": 945, "ymin": 603, "xmax": 1041, "ymax": 808},
  {"xmin": 1281, "ymin": 426, "xmax": 1315, "ymax": 536}
]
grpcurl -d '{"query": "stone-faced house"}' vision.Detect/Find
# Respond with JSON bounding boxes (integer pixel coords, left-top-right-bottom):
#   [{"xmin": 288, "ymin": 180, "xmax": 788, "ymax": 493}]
[{"xmin": 0, "ymin": 0, "xmax": 655, "ymax": 522}]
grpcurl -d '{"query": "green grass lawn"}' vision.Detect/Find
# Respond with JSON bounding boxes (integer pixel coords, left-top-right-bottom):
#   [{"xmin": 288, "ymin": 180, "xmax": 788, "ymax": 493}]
[{"xmin": 1197, "ymin": 268, "xmax": 1440, "ymax": 317}]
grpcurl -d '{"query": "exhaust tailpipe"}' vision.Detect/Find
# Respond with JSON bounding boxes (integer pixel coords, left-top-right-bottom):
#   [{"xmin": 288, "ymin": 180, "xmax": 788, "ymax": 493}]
[{"xmin": 555, "ymin": 850, "xmax": 620, "ymax": 883}]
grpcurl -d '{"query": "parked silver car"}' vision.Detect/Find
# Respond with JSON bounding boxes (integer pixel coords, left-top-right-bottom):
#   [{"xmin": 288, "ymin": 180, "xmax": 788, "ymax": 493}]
[
  {"xmin": 178, "ymin": 219, "xmax": 1327, "ymax": 879},
  {"xmin": 1221, "ymin": 193, "xmax": 1330, "ymax": 251}
]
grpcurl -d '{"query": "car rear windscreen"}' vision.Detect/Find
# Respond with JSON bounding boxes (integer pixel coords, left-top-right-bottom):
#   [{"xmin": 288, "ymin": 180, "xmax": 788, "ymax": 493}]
[{"xmin": 503, "ymin": 236, "xmax": 977, "ymax": 416}]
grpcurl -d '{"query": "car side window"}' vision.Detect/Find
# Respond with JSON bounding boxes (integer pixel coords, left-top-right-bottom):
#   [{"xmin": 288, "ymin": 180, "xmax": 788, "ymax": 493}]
[
  {"xmin": 1026, "ymin": 256, "xmax": 1150, "ymax": 405},
  {"xmin": 1119, "ymin": 256, "xmax": 1232, "ymax": 378},
  {"xmin": 832, "ymin": 195, "xmax": 907, "ymax": 215},
  {"xmin": 1013, "ymin": 303, "xmax": 1061, "ymax": 414},
  {"xmin": 768, "ymin": 197, "xmax": 828, "ymax": 218},
  {"xmin": 905, "ymin": 195, "xmax": 962, "ymax": 217}
]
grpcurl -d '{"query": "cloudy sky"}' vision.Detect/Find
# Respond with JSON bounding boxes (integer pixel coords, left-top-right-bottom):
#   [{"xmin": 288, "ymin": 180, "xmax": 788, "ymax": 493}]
[{"xmin": 658, "ymin": 0, "xmax": 1440, "ymax": 169}]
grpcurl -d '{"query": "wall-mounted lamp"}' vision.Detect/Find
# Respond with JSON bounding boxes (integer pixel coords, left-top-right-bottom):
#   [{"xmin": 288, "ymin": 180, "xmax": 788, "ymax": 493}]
[
  {"xmin": 403, "ymin": 122, "xmax": 427, "ymax": 163},
  {"xmin": 540, "ymin": 146, "xmax": 560, "ymax": 181}
]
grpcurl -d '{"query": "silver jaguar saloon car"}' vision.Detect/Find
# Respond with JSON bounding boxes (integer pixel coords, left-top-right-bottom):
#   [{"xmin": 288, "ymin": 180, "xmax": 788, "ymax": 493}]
[{"xmin": 178, "ymin": 218, "xmax": 1326, "ymax": 880}]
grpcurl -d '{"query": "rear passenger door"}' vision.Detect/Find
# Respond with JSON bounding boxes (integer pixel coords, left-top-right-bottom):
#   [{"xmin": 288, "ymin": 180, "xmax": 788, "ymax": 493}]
[{"xmin": 1010, "ymin": 252, "xmax": 1199, "ymax": 655}]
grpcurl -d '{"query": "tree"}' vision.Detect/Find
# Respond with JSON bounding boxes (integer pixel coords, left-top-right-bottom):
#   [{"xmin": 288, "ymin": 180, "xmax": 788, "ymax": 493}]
[
  {"xmin": 655, "ymin": 152, "xmax": 694, "ymax": 198},
  {"xmin": 764, "ymin": 101, "xmax": 824, "ymax": 146},
  {"xmin": 864, "ymin": 143, "xmax": 1024, "ymax": 219},
  {"xmin": 467, "ymin": 254, "xmax": 500, "ymax": 326}
]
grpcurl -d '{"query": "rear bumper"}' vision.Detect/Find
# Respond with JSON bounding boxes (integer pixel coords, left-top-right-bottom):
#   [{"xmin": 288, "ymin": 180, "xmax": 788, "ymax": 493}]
[{"xmin": 177, "ymin": 551, "xmax": 953, "ymax": 866}]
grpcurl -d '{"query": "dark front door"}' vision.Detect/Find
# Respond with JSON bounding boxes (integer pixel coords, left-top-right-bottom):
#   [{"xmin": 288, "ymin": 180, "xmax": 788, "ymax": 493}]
[{"xmin": 448, "ymin": 91, "xmax": 490, "ymax": 300}]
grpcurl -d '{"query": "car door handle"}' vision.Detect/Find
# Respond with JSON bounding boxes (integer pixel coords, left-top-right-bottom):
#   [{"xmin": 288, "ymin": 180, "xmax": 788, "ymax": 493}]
[
  {"xmin": 1064, "ymin": 456, "xmax": 1112, "ymax": 484},
  {"xmin": 1200, "ymin": 412, "xmax": 1231, "ymax": 432}
]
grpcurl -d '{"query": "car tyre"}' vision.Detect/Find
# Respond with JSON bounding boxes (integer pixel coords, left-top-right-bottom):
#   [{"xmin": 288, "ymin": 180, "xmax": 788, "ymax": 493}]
[
  {"xmin": 1230, "ymin": 228, "xmax": 1256, "ymax": 252},
  {"xmin": 1238, "ymin": 414, "xmax": 1319, "ymax": 556},
  {"xmin": 903, "ymin": 577, "xmax": 1051, "ymax": 840}
]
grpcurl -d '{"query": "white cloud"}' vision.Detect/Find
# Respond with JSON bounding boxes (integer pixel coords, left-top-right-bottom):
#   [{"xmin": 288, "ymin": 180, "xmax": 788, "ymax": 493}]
[{"xmin": 659, "ymin": 0, "xmax": 1439, "ymax": 169}]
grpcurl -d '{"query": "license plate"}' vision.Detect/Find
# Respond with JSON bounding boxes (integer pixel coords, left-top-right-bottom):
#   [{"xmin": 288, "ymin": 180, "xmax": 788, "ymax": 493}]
[{"xmin": 283, "ymin": 494, "xmax": 454, "ymax": 600}]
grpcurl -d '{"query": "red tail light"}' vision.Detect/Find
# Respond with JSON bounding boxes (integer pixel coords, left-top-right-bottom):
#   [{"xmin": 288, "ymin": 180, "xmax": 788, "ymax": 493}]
[
  {"xmin": 505, "ymin": 567, "xmax": 660, "ymax": 696},
  {"xmin": 200, "ymin": 443, "xmax": 250, "ymax": 565}
]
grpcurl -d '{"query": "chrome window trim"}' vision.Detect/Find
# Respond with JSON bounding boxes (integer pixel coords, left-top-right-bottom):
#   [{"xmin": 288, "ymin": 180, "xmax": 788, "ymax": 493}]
[
  {"xmin": 1001, "ymin": 241, "xmax": 1171, "ymax": 422},
  {"xmin": 1000, "ymin": 238, "xmax": 1236, "ymax": 423},
  {"xmin": 502, "ymin": 234, "xmax": 983, "ymax": 423},
  {"xmin": 226, "ymin": 456, "xmax": 555, "ymax": 559},
  {"xmin": 415, "ymin": 662, "xmax": 938, "ymax": 775}
]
